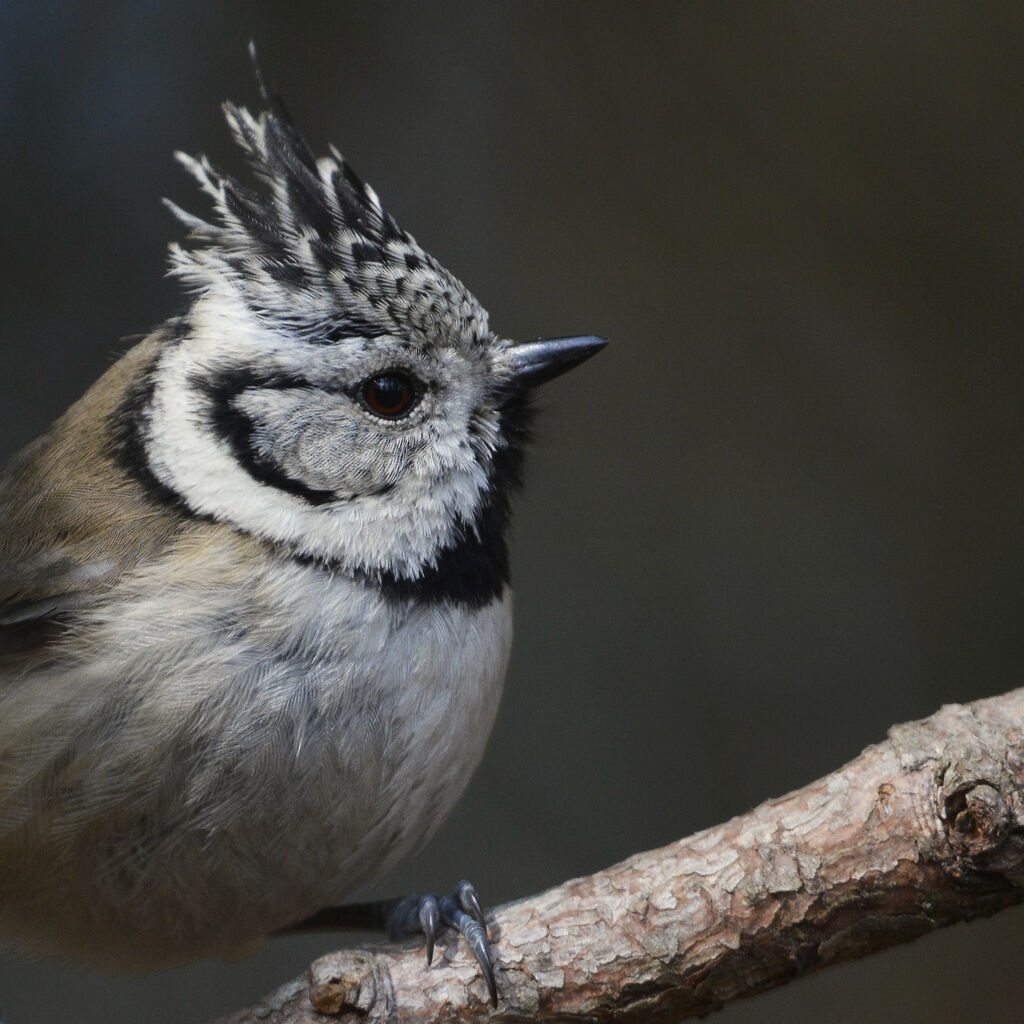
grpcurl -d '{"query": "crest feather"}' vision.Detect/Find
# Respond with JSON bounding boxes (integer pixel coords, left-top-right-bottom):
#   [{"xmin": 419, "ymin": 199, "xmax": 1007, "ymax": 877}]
[{"xmin": 165, "ymin": 77, "xmax": 489, "ymax": 346}]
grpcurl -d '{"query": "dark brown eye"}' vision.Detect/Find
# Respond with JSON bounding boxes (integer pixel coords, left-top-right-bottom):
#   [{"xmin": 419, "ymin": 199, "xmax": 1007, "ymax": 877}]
[{"xmin": 360, "ymin": 371, "xmax": 418, "ymax": 419}]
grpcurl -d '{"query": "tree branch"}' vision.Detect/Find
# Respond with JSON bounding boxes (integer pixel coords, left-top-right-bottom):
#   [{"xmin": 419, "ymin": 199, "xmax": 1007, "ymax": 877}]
[{"xmin": 215, "ymin": 688, "xmax": 1024, "ymax": 1023}]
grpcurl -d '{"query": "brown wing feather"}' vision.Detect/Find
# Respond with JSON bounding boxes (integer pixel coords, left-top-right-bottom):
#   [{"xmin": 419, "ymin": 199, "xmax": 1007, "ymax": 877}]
[{"xmin": 0, "ymin": 331, "xmax": 189, "ymax": 671}]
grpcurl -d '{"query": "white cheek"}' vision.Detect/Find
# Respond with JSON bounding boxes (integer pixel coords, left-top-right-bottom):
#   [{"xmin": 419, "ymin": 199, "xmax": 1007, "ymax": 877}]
[
  {"xmin": 145, "ymin": 293, "xmax": 494, "ymax": 576},
  {"xmin": 240, "ymin": 391, "xmax": 407, "ymax": 497}
]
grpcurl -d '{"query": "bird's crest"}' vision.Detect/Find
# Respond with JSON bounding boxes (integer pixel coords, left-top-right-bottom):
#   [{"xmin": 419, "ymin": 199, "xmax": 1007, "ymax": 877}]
[{"xmin": 164, "ymin": 68, "xmax": 489, "ymax": 346}]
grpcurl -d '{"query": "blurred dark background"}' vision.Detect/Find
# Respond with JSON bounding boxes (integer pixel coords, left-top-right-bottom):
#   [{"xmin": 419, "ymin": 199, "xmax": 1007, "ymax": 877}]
[{"xmin": 2, "ymin": 3, "xmax": 1023, "ymax": 1022}]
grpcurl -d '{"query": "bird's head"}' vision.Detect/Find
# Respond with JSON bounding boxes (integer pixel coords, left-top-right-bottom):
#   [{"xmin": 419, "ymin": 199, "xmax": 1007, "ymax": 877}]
[{"xmin": 136, "ymin": 88, "xmax": 604, "ymax": 606}]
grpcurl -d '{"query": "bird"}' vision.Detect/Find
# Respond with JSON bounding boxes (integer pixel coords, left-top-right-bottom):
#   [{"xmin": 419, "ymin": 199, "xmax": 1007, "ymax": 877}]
[{"xmin": 0, "ymin": 59, "xmax": 604, "ymax": 1008}]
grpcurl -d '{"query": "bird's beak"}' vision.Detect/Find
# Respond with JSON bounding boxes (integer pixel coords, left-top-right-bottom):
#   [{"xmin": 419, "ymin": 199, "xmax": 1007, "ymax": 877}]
[{"xmin": 509, "ymin": 335, "xmax": 608, "ymax": 388}]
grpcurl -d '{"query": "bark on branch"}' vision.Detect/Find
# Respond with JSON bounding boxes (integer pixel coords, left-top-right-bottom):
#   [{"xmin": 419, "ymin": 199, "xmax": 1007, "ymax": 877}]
[{"xmin": 216, "ymin": 688, "xmax": 1024, "ymax": 1024}]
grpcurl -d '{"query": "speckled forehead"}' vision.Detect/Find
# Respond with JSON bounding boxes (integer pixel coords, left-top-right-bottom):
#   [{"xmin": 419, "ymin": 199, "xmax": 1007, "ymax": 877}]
[
  {"xmin": 269, "ymin": 327, "xmax": 497, "ymax": 383},
  {"xmin": 321, "ymin": 256, "xmax": 492, "ymax": 350}
]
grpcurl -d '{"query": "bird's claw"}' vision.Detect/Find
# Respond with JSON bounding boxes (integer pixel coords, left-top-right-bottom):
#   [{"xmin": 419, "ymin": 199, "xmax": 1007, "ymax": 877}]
[{"xmin": 388, "ymin": 880, "xmax": 497, "ymax": 1006}]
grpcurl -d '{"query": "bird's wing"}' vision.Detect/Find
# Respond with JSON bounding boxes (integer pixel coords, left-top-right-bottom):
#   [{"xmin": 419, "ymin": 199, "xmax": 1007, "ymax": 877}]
[
  {"xmin": 0, "ymin": 556, "xmax": 120, "ymax": 673},
  {"xmin": 0, "ymin": 332, "xmax": 186, "ymax": 673}
]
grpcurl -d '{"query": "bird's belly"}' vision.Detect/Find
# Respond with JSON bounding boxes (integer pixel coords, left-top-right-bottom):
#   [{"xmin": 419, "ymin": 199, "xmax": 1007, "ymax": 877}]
[
  {"xmin": 284, "ymin": 587, "xmax": 515, "ymax": 903},
  {"xmin": 0, "ymin": 574, "xmax": 513, "ymax": 968}
]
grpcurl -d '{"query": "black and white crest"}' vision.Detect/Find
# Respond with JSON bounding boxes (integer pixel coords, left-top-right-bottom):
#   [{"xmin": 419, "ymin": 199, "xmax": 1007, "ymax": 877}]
[{"xmin": 164, "ymin": 87, "xmax": 490, "ymax": 349}]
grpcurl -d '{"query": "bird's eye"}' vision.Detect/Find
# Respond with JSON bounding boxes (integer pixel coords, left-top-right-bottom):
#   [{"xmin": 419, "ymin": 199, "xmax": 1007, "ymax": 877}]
[{"xmin": 359, "ymin": 371, "xmax": 419, "ymax": 419}]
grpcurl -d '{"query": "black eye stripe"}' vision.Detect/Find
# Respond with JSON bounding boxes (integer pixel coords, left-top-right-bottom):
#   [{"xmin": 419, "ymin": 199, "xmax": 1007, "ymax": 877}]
[
  {"xmin": 188, "ymin": 367, "xmax": 421, "ymax": 404},
  {"xmin": 189, "ymin": 370, "xmax": 337, "ymax": 505}
]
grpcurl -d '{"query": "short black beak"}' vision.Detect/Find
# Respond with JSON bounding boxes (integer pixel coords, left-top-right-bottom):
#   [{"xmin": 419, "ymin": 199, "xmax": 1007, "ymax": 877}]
[{"xmin": 509, "ymin": 335, "xmax": 608, "ymax": 387}]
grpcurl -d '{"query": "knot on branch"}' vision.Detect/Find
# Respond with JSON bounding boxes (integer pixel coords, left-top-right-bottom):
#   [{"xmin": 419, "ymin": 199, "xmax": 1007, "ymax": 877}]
[
  {"xmin": 944, "ymin": 783, "xmax": 1008, "ymax": 852},
  {"xmin": 309, "ymin": 950, "xmax": 388, "ymax": 1018},
  {"xmin": 940, "ymin": 777, "xmax": 1024, "ymax": 874}
]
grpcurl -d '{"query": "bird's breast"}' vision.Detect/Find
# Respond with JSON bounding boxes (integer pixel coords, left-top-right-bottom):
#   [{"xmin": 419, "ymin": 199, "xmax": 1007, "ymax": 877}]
[{"xmin": 0, "ymin": 536, "xmax": 514, "ymax": 965}]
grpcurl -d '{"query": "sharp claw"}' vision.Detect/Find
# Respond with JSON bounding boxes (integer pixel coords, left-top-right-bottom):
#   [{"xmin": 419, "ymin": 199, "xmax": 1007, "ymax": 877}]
[
  {"xmin": 455, "ymin": 879, "xmax": 487, "ymax": 931},
  {"xmin": 386, "ymin": 883, "xmax": 498, "ymax": 1006},
  {"xmin": 441, "ymin": 900, "xmax": 497, "ymax": 1007},
  {"xmin": 484, "ymin": 962, "xmax": 498, "ymax": 1007},
  {"xmin": 462, "ymin": 917, "xmax": 498, "ymax": 1007},
  {"xmin": 418, "ymin": 896, "xmax": 440, "ymax": 966}
]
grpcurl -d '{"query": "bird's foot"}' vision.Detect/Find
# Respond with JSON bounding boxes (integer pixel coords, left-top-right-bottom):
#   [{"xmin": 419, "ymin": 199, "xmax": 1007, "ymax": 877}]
[{"xmin": 387, "ymin": 880, "xmax": 496, "ymax": 1006}]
